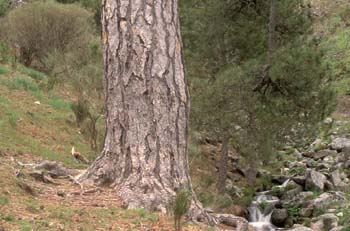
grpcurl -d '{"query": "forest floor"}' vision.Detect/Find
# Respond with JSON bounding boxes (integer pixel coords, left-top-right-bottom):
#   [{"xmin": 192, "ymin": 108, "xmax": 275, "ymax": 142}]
[
  {"xmin": 0, "ymin": 65, "xmax": 215, "ymax": 231},
  {"xmin": 0, "ymin": 152, "xmax": 208, "ymax": 231}
]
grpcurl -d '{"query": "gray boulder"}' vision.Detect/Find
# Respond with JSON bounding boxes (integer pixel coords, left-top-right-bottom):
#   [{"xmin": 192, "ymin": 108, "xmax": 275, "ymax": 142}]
[
  {"xmin": 305, "ymin": 170, "xmax": 327, "ymax": 191},
  {"xmin": 271, "ymin": 208, "xmax": 288, "ymax": 227},
  {"xmin": 302, "ymin": 150, "xmax": 336, "ymax": 160},
  {"xmin": 312, "ymin": 213, "xmax": 338, "ymax": 231},
  {"xmin": 330, "ymin": 138, "xmax": 350, "ymax": 151},
  {"xmin": 299, "ymin": 207, "xmax": 313, "ymax": 218},
  {"xmin": 284, "ymin": 225, "xmax": 312, "ymax": 231},
  {"xmin": 330, "ymin": 170, "xmax": 342, "ymax": 187},
  {"xmin": 312, "ymin": 192, "xmax": 346, "ymax": 209}
]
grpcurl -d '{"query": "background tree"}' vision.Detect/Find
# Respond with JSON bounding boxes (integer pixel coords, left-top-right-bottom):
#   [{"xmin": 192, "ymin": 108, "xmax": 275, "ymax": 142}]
[{"xmin": 181, "ymin": 0, "xmax": 336, "ymax": 188}]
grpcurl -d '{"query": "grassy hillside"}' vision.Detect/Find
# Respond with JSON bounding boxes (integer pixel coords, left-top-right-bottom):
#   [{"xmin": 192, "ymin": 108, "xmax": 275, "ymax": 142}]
[
  {"xmin": 0, "ymin": 64, "xmax": 211, "ymax": 230},
  {"xmin": 0, "ymin": 64, "xmax": 97, "ymax": 168}
]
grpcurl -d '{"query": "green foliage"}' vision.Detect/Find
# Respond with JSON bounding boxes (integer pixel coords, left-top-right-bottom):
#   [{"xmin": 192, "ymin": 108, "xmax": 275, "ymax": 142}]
[
  {"xmin": 200, "ymin": 175, "xmax": 215, "ymax": 188},
  {"xmin": 0, "ymin": 65, "xmax": 9, "ymax": 75},
  {"xmin": 1, "ymin": 1, "xmax": 94, "ymax": 67},
  {"xmin": 47, "ymin": 96, "xmax": 70, "ymax": 110},
  {"xmin": 20, "ymin": 67, "xmax": 45, "ymax": 80},
  {"xmin": 283, "ymin": 203, "xmax": 300, "ymax": 221},
  {"xmin": 215, "ymin": 194, "xmax": 233, "ymax": 209},
  {"xmin": 313, "ymin": 207, "xmax": 326, "ymax": 217},
  {"xmin": 241, "ymin": 186, "xmax": 256, "ymax": 207},
  {"xmin": 0, "ymin": 0, "xmax": 10, "ymax": 17},
  {"xmin": 339, "ymin": 206, "xmax": 350, "ymax": 226},
  {"xmin": 70, "ymin": 99, "xmax": 90, "ymax": 126},
  {"xmin": 271, "ymin": 186, "xmax": 285, "ymax": 198},
  {"xmin": 258, "ymin": 201, "xmax": 269, "ymax": 212},
  {"xmin": 289, "ymin": 166, "xmax": 306, "ymax": 176},
  {"xmin": 183, "ymin": 0, "xmax": 335, "ymax": 185},
  {"xmin": 172, "ymin": 189, "xmax": 190, "ymax": 231},
  {"xmin": 197, "ymin": 191, "xmax": 214, "ymax": 207},
  {"xmin": 0, "ymin": 42, "xmax": 11, "ymax": 64},
  {"xmin": 0, "ymin": 196, "xmax": 9, "ymax": 206},
  {"xmin": 0, "ymin": 213, "xmax": 14, "ymax": 221},
  {"xmin": 7, "ymin": 112, "xmax": 18, "ymax": 128}
]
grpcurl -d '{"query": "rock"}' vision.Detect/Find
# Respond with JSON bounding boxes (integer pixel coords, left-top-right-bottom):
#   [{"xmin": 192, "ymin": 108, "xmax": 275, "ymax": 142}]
[
  {"xmin": 312, "ymin": 192, "xmax": 346, "ymax": 209},
  {"xmin": 291, "ymin": 176, "xmax": 306, "ymax": 187},
  {"xmin": 57, "ymin": 191, "xmax": 65, "ymax": 197},
  {"xmin": 299, "ymin": 207, "xmax": 313, "ymax": 217},
  {"xmin": 281, "ymin": 183, "xmax": 303, "ymax": 200},
  {"xmin": 314, "ymin": 213, "xmax": 338, "ymax": 231},
  {"xmin": 289, "ymin": 191, "xmax": 314, "ymax": 207},
  {"xmin": 310, "ymin": 221, "xmax": 323, "ymax": 231},
  {"xmin": 271, "ymin": 208, "xmax": 288, "ymax": 227},
  {"xmin": 330, "ymin": 227, "xmax": 344, "ymax": 231},
  {"xmin": 302, "ymin": 150, "xmax": 336, "ymax": 160},
  {"xmin": 284, "ymin": 225, "xmax": 312, "ymax": 231},
  {"xmin": 226, "ymin": 205, "xmax": 247, "ymax": 218},
  {"xmin": 310, "ymin": 138, "xmax": 327, "ymax": 152},
  {"xmin": 330, "ymin": 170, "xmax": 342, "ymax": 187},
  {"xmin": 324, "ymin": 117, "xmax": 333, "ymax": 125},
  {"xmin": 330, "ymin": 138, "xmax": 350, "ymax": 151},
  {"xmin": 305, "ymin": 170, "xmax": 327, "ymax": 191},
  {"xmin": 272, "ymin": 175, "xmax": 289, "ymax": 184},
  {"xmin": 35, "ymin": 160, "xmax": 78, "ymax": 177}
]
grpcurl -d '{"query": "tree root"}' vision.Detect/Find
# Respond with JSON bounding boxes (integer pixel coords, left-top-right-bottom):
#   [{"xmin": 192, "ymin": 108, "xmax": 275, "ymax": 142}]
[{"xmin": 187, "ymin": 200, "xmax": 249, "ymax": 231}]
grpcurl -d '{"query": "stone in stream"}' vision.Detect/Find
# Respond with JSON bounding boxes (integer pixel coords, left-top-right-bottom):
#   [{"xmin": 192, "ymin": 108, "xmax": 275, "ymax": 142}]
[
  {"xmin": 284, "ymin": 225, "xmax": 312, "ymax": 231},
  {"xmin": 271, "ymin": 208, "xmax": 288, "ymax": 227}
]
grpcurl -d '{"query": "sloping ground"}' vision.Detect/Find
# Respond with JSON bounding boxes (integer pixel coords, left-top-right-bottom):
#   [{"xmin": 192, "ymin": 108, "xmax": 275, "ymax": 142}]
[
  {"xmin": 0, "ymin": 64, "xmax": 99, "ymax": 168},
  {"xmin": 0, "ymin": 153, "xmax": 206, "ymax": 231},
  {"xmin": 0, "ymin": 64, "xmax": 210, "ymax": 230}
]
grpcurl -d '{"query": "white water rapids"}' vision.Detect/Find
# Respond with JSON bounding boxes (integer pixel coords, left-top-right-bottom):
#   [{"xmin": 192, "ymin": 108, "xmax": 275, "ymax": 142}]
[{"xmin": 248, "ymin": 180, "xmax": 290, "ymax": 231}]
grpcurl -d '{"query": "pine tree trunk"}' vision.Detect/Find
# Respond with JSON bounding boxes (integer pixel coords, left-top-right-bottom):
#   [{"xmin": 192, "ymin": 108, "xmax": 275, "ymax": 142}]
[
  {"xmin": 77, "ymin": 1, "xmax": 250, "ymax": 228},
  {"xmin": 78, "ymin": 0, "xmax": 195, "ymax": 212},
  {"xmin": 217, "ymin": 135, "xmax": 229, "ymax": 194}
]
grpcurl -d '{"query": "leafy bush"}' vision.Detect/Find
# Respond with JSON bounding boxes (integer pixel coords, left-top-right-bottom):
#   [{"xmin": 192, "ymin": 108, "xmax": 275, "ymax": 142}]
[
  {"xmin": 1, "ymin": 1, "xmax": 93, "ymax": 67},
  {"xmin": 283, "ymin": 203, "xmax": 300, "ymax": 222},
  {"xmin": 70, "ymin": 99, "xmax": 90, "ymax": 126}
]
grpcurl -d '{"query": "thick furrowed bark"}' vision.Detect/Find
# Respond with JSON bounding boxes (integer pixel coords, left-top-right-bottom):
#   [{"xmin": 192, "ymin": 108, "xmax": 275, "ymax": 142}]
[{"xmin": 77, "ymin": 0, "xmax": 249, "ymax": 229}]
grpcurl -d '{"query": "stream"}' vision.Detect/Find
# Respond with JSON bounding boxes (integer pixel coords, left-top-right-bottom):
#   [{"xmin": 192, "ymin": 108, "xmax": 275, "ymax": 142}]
[{"xmin": 248, "ymin": 180, "xmax": 289, "ymax": 231}]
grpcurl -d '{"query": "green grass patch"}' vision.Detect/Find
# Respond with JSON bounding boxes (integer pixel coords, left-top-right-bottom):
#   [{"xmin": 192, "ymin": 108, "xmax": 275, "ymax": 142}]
[
  {"xmin": 7, "ymin": 112, "xmax": 18, "ymax": 129},
  {"xmin": 46, "ymin": 96, "xmax": 70, "ymax": 110},
  {"xmin": 20, "ymin": 67, "xmax": 45, "ymax": 81},
  {"xmin": 0, "ymin": 65, "xmax": 9, "ymax": 75},
  {"xmin": 0, "ymin": 196, "xmax": 9, "ymax": 206}
]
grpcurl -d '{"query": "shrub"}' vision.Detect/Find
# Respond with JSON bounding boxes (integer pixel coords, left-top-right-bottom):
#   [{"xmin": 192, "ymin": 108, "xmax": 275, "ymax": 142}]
[
  {"xmin": 0, "ymin": 0, "xmax": 11, "ymax": 17},
  {"xmin": 1, "ymin": 1, "xmax": 93, "ymax": 67},
  {"xmin": 7, "ymin": 112, "xmax": 18, "ymax": 128},
  {"xmin": 172, "ymin": 190, "xmax": 190, "ymax": 231},
  {"xmin": 70, "ymin": 99, "xmax": 90, "ymax": 127},
  {"xmin": 0, "ymin": 42, "xmax": 11, "ymax": 64}
]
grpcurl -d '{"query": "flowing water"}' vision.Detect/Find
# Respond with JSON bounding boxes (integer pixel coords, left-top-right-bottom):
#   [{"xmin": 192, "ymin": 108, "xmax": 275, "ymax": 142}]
[{"xmin": 248, "ymin": 192, "xmax": 280, "ymax": 231}]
